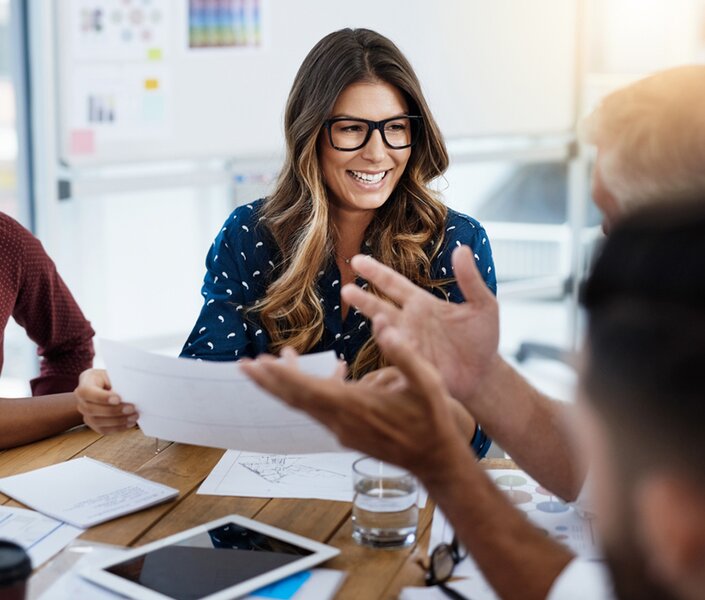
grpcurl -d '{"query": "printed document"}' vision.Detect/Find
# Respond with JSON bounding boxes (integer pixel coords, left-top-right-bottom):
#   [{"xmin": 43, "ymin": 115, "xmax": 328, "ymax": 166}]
[
  {"xmin": 101, "ymin": 340, "xmax": 343, "ymax": 454},
  {"xmin": 0, "ymin": 505, "xmax": 82, "ymax": 568},
  {"xmin": 419, "ymin": 468, "xmax": 603, "ymax": 600},
  {"xmin": 0, "ymin": 457, "xmax": 178, "ymax": 529}
]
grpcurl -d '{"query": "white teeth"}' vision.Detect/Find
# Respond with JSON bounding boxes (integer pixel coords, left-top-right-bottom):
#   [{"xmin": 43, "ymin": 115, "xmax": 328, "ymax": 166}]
[{"xmin": 350, "ymin": 170, "xmax": 386, "ymax": 184}]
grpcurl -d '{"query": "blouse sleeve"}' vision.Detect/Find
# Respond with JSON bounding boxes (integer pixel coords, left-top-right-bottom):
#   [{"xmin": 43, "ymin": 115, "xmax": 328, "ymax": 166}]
[
  {"xmin": 180, "ymin": 216, "xmax": 260, "ymax": 361},
  {"xmin": 431, "ymin": 212, "xmax": 497, "ymax": 459},
  {"xmin": 432, "ymin": 213, "xmax": 497, "ymax": 301}
]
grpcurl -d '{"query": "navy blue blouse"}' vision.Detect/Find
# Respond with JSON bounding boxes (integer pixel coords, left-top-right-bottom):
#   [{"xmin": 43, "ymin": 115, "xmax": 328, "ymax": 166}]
[{"xmin": 181, "ymin": 198, "xmax": 496, "ymax": 456}]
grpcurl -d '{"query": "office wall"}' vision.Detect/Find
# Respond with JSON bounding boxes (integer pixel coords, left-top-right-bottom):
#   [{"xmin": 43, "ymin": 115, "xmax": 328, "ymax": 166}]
[{"xmin": 55, "ymin": 0, "xmax": 578, "ymax": 167}]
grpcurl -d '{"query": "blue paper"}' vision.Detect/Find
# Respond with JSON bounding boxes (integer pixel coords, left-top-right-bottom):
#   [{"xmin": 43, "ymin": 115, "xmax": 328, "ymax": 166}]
[{"xmin": 250, "ymin": 570, "xmax": 312, "ymax": 599}]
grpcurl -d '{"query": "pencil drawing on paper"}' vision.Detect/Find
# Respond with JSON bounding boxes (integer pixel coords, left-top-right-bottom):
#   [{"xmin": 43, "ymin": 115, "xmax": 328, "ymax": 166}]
[{"xmin": 238, "ymin": 455, "xmax": 348, "ymax": 485}]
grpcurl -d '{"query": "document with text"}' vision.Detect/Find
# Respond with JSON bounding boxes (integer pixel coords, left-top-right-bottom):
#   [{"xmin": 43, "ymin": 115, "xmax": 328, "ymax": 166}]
[
  {"xmin": 0, "ymin": 457, "xmax": 178, "ymax": 529},
  {"xmin": 101, "ymin": 340, "xmax": 344, "ymax": 454}
]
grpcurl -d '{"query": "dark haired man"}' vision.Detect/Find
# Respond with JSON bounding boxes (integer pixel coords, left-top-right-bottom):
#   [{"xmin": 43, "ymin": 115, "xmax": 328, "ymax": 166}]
[{"xmin": 243, "ymin": 204, "xmax": 705, "ymax": 599}]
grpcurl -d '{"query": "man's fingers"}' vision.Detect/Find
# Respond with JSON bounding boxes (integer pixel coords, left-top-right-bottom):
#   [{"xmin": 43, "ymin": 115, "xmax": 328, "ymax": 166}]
[
  {"xmin": 360, "ymin": 366, "xmax": 404, "ymax": 389},
  {"xmin": 452, "ymin": 246, "xmax": 495, "ymax": 307},
  {"xmin": 242, "ymin": 361, "xmax": 343, "ymax": 417},
  {"xmin": 349, "ymin": 255, "xmax": 423, "ymax": 306},
  {"xmin": 341, "ymin": 285, "xmax": 399, "ymax": 324},
  {"xmin": 376, "ymin": 326, "xmax": 447, "ymax": 411},
  {"xmin": 333, "ymin": 360, "xmax": 348, "ymax": 380}
]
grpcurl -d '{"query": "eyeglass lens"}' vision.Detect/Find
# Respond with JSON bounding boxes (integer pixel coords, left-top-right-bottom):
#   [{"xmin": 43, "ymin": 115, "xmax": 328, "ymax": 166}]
[
  {"xmin": 431, "ymin": 543, "xmax": 456, "ymax": 582},
  {"xmin": 329, "ymin": 117, "xmax": 414, "ymax": 150}
]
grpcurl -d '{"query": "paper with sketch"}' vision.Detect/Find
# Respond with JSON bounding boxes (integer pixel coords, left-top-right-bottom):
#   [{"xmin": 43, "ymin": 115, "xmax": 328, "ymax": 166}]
[
  {"xmin": 198, "ymin": 450, "xmax": 361, "ymax": 502},
  {"xmin": 199, "ymin": 450, "xmax": 428, "ymax": 507},
  {"xmin": 100, "ymin": 340, "xmax": 344, "ymax": 454},
  {"xmin": 0, "ymin": 506, "xmax": 82, "ymax": 568},
  {"xmin": 0, "ymin": 457, "xmax": 178, "ymax": 529}
]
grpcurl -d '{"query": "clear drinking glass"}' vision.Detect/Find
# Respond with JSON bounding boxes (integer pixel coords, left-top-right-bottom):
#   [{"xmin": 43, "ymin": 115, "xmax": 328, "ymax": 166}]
[{"xmin": 351, "ymin": 457, "xmax": 418, "ymax": 549}]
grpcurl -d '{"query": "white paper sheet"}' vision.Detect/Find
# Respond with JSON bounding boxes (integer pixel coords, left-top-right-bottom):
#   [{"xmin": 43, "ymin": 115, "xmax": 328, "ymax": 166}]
[
  {"xmin": 0, "ymin": 457, "xmax": 178, "ymax": 529},
  {"xmin": 401, "ymin": 579, "xmax": 498, "ymax": 600},
  {"xmin": 430, "ymin": 469, "xmax": 601, "ymax": 565},
  {"xmin": 199, "ymin": 450, "xmax": 428, "ymax": 507},
  {"xmin": 35, "ymin": 546, "xmax": 128, "ymax": 600},
  {"xmin": 101, "ymin": 340, "xmax": 344, "ymax": 454},
  {"xmin": 424, "ymin": 468, "xmax": 604, "ymax": 599},
  {"xmin": 0, "ymin": 506, "xmax": 82, "ymax": 569}
]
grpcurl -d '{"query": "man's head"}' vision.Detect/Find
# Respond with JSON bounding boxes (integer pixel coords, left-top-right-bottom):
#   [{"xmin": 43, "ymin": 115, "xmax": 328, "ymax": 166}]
[
  {"xmin": 580, "ymin": 65, "xmax": 705, "ymax": 232},
  {"xmin": 580, "ymin": 202, "xmax": 705, "ymax": 600}
]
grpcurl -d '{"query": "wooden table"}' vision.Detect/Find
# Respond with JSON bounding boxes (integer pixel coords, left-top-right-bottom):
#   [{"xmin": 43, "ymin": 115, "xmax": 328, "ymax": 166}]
[{"xmin": 0, "ymin": 427, "xmax": 513, "ymax": 599}]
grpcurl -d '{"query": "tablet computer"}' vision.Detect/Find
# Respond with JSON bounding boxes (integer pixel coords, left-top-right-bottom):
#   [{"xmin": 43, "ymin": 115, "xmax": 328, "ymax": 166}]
[{"xmin": 81, "ymin": 514, "xmax": 340, "ymax": 600}]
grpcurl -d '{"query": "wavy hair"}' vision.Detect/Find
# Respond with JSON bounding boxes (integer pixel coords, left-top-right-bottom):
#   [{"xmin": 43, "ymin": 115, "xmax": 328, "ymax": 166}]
[{"xmin": 254, "ymin": 28, "xmax": 451, "ymax": 377}]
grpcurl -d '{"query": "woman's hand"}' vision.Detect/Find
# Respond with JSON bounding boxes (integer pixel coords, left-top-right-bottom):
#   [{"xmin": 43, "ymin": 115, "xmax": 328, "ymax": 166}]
[{"xmin": 75, "ymin": 369, "xmax": 138, "ymax": 435}]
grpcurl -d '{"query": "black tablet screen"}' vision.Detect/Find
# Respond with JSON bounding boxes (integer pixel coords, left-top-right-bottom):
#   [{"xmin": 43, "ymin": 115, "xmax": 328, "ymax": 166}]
[{"xmin": 106, "ymin": 522, "xmax": 314, "ymax": 600}]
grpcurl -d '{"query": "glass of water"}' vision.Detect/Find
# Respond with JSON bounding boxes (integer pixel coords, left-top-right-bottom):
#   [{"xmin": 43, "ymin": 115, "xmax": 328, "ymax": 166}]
[{"xmin": 352, "ymin": 457, "xmax": 418, "ymax": 549}]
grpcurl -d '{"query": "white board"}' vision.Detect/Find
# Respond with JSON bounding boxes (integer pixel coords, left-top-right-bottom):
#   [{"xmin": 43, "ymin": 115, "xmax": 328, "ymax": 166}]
[{"xmin": 56, "ymin": 0, "xmax": 578, "ymax": 166}]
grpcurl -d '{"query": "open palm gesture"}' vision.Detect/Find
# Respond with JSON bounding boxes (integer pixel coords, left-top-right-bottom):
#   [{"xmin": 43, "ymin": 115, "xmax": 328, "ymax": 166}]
[{"xmin": 343, "ymin": 246, "xmax": 500, "ymax": 405}]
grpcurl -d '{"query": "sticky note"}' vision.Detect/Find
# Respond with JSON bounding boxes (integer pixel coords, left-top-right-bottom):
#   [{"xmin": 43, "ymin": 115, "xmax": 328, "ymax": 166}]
[
  {"xmin": 147, "ymin": 48, "xmax": 163, "ymax": 60},
  {"xmin": 142, "ymin": 92, "xmax": 165, "ymax": 121},
  {"xmin": 69, "ymin": 129, "xmax": 95, "ymax": 155},
  {"xmin": 144, "ymin": 78, "xmax": 159, "ymax": 90}
]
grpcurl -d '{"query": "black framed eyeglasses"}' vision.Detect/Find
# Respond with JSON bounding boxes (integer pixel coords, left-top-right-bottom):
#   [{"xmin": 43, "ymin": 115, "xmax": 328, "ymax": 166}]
[
  {"xmin": 426, "ymin": 535, "xmax": 471, "ymax": 600},
  {"xmin": 323, "ymin": 115, "xmax": 423, "ymax": 151}
]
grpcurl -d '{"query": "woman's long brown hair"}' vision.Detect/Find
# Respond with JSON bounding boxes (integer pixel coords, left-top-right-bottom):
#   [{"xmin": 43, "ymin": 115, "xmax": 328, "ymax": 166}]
[{"xmin": 255, "ymin": 28, "xmax": 451, "ymax": 377}]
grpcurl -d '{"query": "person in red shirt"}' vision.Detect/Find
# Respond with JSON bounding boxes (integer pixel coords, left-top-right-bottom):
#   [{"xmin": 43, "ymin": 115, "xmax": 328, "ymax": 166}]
[{"xmin": 0, "ymin": 212, "xmax": 95, "ymax": 448}]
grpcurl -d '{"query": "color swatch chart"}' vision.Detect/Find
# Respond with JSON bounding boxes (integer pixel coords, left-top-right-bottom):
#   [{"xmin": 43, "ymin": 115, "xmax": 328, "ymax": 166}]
[
  {"xmin": 189, "ymin": 0, "xmax": 263, "ymax": 48},
  {"xmin": 492, "ymin": 469, "xmax": 598, "ymax": 558},
  {"xmin": 430, "ymin": 469, "xmax": 601, "ymax": 566}
]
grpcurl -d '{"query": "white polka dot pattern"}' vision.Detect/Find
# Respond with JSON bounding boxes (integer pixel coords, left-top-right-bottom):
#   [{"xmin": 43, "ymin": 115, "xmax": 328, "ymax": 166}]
[{"xmin": 180, "ymin": 199, "xmax": 497, "ymax": 367}]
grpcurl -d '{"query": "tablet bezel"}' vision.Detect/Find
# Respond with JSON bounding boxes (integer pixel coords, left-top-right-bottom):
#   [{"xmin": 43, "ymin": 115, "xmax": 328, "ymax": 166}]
[{"xmin": 81, "ymin": 513, "xmax": 341, "ymax": 600}]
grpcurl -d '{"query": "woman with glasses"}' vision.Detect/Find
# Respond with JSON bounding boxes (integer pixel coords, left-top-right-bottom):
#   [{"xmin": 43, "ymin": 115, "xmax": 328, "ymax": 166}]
[{"xmin": 75, "ymin": 28, "xmax": 495, "ymax": 450}]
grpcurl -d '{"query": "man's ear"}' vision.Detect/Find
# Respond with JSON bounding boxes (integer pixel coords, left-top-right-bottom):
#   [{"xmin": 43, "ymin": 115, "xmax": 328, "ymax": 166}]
[{"xmin": 635, "ymin": 474, "xmax": 705, "ymax": 595}]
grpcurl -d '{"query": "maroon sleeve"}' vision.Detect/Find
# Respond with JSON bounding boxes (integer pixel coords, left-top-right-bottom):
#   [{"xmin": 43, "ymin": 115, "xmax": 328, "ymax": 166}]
[{"xmin": 5, "ymin": 216, "xmax": 95, "ymax": 396}]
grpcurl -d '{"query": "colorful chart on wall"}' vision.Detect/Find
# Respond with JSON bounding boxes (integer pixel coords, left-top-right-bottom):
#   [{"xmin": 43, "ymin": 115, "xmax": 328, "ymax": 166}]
[
  {"xmin": 56, "ymin": 0, "xmax": 576, "ymax": 166},
  {"xmin": 60, "ymin": 0, "xmax": 175, "ymax": 159},
  {"xmin": 188, "ymin": 0, "xmax": 263, "ymax": 49},
  {"xmin": 69, "ymin": 0, "xmax": 170, "ymax": 62}
]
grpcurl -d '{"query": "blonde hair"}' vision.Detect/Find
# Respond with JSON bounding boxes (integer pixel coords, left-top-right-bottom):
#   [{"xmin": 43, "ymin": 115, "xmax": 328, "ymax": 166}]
[
  {"xmin": 252, "ymin": 28, "xmax": 451, "ymax": 378},
  {"xmin": 579, "ymin": 65, "xmax": 705, "ymax": 213}
]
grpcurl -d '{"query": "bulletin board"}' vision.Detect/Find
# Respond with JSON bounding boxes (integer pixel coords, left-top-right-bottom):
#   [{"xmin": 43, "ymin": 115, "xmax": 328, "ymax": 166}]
[{"xmin": 55, "ymin": 0, "xmax": 579, "ymax": 167}]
